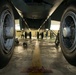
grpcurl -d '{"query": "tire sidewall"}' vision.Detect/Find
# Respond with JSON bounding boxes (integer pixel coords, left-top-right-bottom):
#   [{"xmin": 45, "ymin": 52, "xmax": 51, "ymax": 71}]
[
  {"xmin": 0, "ymin": 3, "xmax": 15, "ymax": 60},
  {"xmin": 60, "ymin": 5, "xmax": 76, "ymax": 59}
]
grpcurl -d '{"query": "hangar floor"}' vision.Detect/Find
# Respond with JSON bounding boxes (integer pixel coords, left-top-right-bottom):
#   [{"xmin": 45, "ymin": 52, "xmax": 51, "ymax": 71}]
[{"xmin": 0, "ymin": 38, "xmax": 76, "ymax": 75}]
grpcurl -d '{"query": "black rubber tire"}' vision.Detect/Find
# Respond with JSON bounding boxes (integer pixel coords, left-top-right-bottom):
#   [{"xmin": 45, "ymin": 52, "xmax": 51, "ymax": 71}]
[
  {"xmin": 41, "ymin": 32, "xmax": 44, "ymax": 39},
  {"xmin": 23, "ymin": 42, "xmax": 27, "ymax": 48},
  {"xmin": 15, "ymin": 38, "xmax": 19, "ymax": 46},
  {"xmin": 25, "ymin": 32, "xmax": 27, "ymax": 39},
  {"xmin": 0, "ymin": 2, "xmax": 15, "ymax": 69},
  {"xmin": 37, "ymin": 32, "xmax": 39, "ymax": 39},
  {"xmin": 60, "ymin": 5, "xmax": 76, "ymax": 66},
  {"xmin": 29, "ymin": 32, "xmax": 32, "ymax": 39}
]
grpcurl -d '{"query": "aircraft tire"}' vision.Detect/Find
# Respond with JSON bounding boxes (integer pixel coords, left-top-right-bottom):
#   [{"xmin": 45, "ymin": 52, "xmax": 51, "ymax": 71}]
[
  {"xmin": 25, "ymin": 32, "xmax": 27, "ymax": 39},
  {"xmin": 60, "ymin": 5, "xmax": 76, "ymax": 66},
  {"xmin": 15, "ymin": 38, "xmax": 19, "ymax": 46},
  {"xmin": 41, "ymin": 32, "xmax": 44, "ymax": 39},
  {"xmin": 37, "ymin": 32, "xmax": 39, "ymax": 39},
  {"xmin": 0, "ymin": 2, "xmax": 15, "ymax": 69},
  {"xmin": 29, "ymin": 32, "xmax": 32, "ymax": 39}
]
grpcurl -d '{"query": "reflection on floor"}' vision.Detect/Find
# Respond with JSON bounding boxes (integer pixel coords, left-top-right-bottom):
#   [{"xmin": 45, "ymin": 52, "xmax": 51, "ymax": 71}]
[{"xmin": 0, "ymin": 38, "xmax": 76, "ymax": 75}]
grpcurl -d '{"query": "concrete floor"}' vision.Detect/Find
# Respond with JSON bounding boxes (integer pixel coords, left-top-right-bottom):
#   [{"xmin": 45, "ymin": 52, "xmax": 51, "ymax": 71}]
[{"xmin": 0, "ymin": 38, "xmax": 76, "ymax": 75}]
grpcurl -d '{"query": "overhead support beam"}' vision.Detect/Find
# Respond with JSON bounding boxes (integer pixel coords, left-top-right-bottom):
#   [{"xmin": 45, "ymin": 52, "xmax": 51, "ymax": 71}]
[
  {"xmin": 16, "ymin": 9, "xmax": 30, "ymax": 30},
  {"xmin": 19, "ymin": 17, "xmax": 30, "ymax": 30},
  {"xmin": 38, "ymin": 0, "xmax": 63, "ymax": 30},
  {"xmin": 22, "ymin": 18, "xmax": 30, "ymax": 30},
  {"xmin": 19, "ymin": 16, "xmax": 31, "ymax": 30},
  {"xmin": 11, "ymin": 4, "xmax": 30, "ymax": 30},
  {"xmin": 11, "ymin": 0, "xmax": 29, "ymax": 12}
]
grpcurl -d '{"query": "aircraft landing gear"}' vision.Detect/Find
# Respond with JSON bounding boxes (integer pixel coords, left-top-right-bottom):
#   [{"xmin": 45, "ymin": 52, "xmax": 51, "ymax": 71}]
[
  {"xmin": 55, "ymin": 31, "xmax": 60, "ymax": 49},
  {"xmin": 41, "ymin": 32, "xmax": 44, "ymax": 39},
  {"xmin": 60, "ymin": 5, "xmax": 76, "ymax": 66},
  {"xmin": 37, "ymin": 32, "xmax": 44, "ymax": 39},
  {"xmin": 25, "ymin": 32, "xmax": 27, "ymax": 39},
  {"xmin": 25, "ymin": 32, "xmax": 32, "ymax": 39},
  {"xmin": 37, "ymin": 32, "xmax": 39, "ymax": 39},
  {"xmin": 29, "ymin": 32, "xmax": 32, "ymax": 39},
  {"xmin": 0, "ymin": 2, "xmax": 15, "ymax": 69},
  {"xmin": 15, "ymin": 38, "xmax": 19, "ymax": 46}
]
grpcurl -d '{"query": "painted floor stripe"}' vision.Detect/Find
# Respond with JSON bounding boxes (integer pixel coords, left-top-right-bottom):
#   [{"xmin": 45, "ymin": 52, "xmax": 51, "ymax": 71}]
[{"xmin": 29, "ymin": 41, "xmax": 43, "ymax": 75}]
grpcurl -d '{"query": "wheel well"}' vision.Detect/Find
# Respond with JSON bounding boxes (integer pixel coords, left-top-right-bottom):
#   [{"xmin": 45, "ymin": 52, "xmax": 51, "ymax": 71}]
[
  {"xmin": 51, "ymin": 0, "xmax": 76, "ymax": 21},
  {"xmin": 0, "ymin": 0, "xmax": 19, "ymax": 19}
]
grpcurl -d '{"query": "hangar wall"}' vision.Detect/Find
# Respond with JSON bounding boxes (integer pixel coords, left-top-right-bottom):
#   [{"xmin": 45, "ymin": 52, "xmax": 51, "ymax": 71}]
[{"xmin": 15, "ymin": 20, "xmax": 60, "ymax": 38}]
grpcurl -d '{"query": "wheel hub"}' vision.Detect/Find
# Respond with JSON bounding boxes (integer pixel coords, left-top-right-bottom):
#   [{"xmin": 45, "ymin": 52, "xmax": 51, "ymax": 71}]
[
  {"xmin": 61, "ymin": 11, "xmax": 76, "ymax": 50},
  {"xmin": 0, "ymin": 9, "xmax": 15, "ymax": 52},
  {"xmin": 63, "ymin": 27, "xmax": 71, "ymax": 37},
  {"xmin": 5, "ymin": 27, "xmax": 14, "ymax": 39}
]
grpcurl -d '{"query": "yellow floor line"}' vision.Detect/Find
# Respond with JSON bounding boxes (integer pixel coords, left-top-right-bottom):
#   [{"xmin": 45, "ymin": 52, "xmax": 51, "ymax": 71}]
[{"xmin": 29, "ymin": 41, "xmax": 43, "ymax": 75}]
